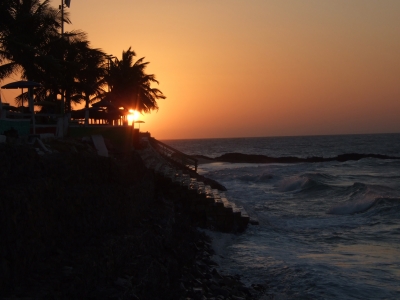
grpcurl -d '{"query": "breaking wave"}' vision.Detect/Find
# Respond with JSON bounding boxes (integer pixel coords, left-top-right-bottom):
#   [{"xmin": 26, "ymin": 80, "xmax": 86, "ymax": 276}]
[
  {"xmin": 275, "ymin": 173, "xmax": 332, "ymax": 193},
  {"xmin": 327, "ymin": 183, "xmax": 395, "ymax": 215}
]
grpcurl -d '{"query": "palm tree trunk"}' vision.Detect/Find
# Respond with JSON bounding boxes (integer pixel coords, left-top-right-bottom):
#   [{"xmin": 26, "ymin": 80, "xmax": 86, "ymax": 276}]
[{"xmin": 85, "ymin": 95, "xmax": 90, "ymax": 125}]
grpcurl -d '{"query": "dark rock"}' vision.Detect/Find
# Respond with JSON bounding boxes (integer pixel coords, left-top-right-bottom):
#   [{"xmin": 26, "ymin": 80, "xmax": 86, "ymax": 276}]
[
  {"xmin": 212, "ymin": 286, "xmax": 230, "ymax": 298},
  {"xmin": 214, "ymin": 152, "xmax": 400, "ymax": 164},
  {"xmin": 0, "ymin": 141, "xmax": 262, "ymax": 300}
]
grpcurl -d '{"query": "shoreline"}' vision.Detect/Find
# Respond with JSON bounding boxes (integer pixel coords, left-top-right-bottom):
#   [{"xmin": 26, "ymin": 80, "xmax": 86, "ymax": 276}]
[{"xmin": 0, "ymin": 138, "xmax": 264, "ymax": 299}]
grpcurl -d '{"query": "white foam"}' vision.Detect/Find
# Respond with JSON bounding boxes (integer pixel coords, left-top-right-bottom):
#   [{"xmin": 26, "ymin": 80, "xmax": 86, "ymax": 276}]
[
  {"xmin": 276, "ymin": 176, "xmax": 309, "ymax": 192},
  {"xmin": 327, "ymin": 193, "xmax": 378, "ymax": 215}
]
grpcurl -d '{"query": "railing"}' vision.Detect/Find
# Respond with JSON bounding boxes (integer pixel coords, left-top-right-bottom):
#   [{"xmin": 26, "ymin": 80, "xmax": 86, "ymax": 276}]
[
  {"xmin": 149, "ymin": 137, "xmax": 198, "ymax": 172},
  {"xmin": 6, "ymin": 112, "xmax": 62, "ymax": 118},
  {"xmin": 1, "ymin": 111, "xmax": 69, "ymax": 136}
]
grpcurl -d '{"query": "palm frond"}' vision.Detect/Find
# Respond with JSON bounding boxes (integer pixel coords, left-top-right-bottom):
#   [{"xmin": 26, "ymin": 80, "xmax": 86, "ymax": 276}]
[{"xmin": 0, "ymin": 61, "xmax": 19, "ymax": 80}]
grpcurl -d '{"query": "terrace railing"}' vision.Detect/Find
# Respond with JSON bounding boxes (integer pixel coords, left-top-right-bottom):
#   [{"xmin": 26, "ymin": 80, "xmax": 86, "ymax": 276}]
[{"xmin": 149, "ymin": 137, "xmax": 198, "ymax": 172}]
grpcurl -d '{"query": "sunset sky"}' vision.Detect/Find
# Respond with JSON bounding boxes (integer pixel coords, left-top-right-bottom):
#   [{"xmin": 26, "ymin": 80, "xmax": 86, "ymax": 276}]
[{"xmin": 3, "ymin": 0, "xmax": 400, "ymax": 139}]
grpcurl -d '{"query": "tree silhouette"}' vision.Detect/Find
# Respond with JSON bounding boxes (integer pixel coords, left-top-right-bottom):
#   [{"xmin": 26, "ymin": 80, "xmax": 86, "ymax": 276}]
[
  {"xmin": 1, "ymin": 2, "xmax": 166, "ymax": 120},
  {"xmin": 105, "ymin": 47, "xmax": 166, "ymax": 113},
  {"xmin": 55, "ymin": 31, "xmax": 107, "ymax": 113},
  {"xmin": 0, "ymin": 0, "xmax": 65, "ymax": 82}
]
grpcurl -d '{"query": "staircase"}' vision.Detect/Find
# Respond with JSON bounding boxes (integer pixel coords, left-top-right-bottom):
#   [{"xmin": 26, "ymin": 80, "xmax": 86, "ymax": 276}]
[{"xmin": 138, "ymin": 137, "xmax": 255, "ymax": 232}]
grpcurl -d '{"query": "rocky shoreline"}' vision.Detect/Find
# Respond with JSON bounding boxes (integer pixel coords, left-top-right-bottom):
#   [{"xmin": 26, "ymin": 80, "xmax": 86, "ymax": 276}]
[{"xmin": 0, "ymin": 139, "xmax": 265, "ymax": 299}]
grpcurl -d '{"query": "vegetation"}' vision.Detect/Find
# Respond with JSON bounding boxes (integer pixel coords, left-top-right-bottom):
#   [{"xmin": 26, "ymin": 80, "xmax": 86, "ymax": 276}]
[
  {"xmin": 106, "ymin": 48, "xmax": 166, "ymax": 113},
  {"xmin": 0, "ymin": 0, "xmax": 165, "ymax": 114}
]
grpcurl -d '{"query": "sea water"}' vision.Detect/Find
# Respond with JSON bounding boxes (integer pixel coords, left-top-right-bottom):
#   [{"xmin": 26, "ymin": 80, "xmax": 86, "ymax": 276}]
[{"xmin": 162, "ymin": 134, "xmax": 400, "ymax": 299}]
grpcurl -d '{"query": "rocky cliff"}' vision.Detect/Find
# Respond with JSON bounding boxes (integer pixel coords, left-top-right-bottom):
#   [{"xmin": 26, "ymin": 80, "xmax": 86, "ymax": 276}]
[{"xmin": 0, "ymin": 139, "xmax": 262, "ymax": 299}]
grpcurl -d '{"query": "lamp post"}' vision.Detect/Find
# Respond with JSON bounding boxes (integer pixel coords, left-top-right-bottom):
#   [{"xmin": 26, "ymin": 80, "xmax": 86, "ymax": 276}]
[
  {"xmin": 105, "ymin": 55, "xmax": 116, "ymax": 92},
  {"xmin": 59, "ymin": 0, "xmax": 71, "ymax": 134},
  {"xmin": 60, "ymin": 0, "xmax": 71, "ymax": 38}
]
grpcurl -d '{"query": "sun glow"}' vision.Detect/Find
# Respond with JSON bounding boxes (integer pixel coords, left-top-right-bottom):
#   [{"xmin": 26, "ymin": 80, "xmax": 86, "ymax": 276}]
[{"xmin": 127, "ymin": 109, "xmax": 140, "ymax": 125}]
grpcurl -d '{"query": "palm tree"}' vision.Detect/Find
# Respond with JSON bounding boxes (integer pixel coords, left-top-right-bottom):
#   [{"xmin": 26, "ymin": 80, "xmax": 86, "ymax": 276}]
[
  {"xmin": 106, "ymin": 47, "xmax": 166, "ymax": 114},
  {"xmin": 54, "ymin": 31, "xmax": 107, "ymax": 113},
  {"xmin": 75, "ymin": 45, "xmax": 108, "ymax": 122},
  {"xmin": 0, "ymin": 0, "xmax": 65, "ymax": 82},
  {"xmin": 0, "ymin": 1, "xmax": 110, "ymax": 119},
  {"xmin": 0, "ymin": 0, "xmax": 15, "ymax": 79}
]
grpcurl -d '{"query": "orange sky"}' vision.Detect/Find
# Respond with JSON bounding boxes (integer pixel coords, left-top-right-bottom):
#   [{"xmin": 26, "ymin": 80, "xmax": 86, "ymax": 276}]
[{"xmin": 2, "ymin": 0, "xmax": 400, "ymax": 139}]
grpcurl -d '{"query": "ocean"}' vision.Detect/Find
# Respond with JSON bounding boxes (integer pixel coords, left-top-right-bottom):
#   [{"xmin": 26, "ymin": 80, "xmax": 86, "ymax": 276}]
[{"xmin": 162, "ymin": 133, "xmax": 400, "ymax": 300}]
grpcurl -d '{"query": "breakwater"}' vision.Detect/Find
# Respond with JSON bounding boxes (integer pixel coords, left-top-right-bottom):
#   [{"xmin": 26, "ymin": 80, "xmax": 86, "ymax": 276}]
[{"xmin": 212, "ymin": 152, "xmax": 400, "ymax": 163}]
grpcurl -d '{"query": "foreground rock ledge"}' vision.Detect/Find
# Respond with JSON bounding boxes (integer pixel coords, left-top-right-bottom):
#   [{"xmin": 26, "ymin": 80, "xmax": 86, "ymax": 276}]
[{"xmin": 0, "ymin": 141, "xmax": 265, "ymax": 299}]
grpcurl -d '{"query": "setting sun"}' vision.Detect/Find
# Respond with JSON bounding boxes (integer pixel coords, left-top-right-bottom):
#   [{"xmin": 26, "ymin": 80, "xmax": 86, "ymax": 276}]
[{"xmin": 127, "ymin": 109, "xmax": 140, "ymax": 125}]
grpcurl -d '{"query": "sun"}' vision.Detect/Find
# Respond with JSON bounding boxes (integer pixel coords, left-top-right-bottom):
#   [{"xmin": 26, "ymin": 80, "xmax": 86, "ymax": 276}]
[{"xmin": 127, "ymin": 109, "xmax": 140, "ymax": 125}]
